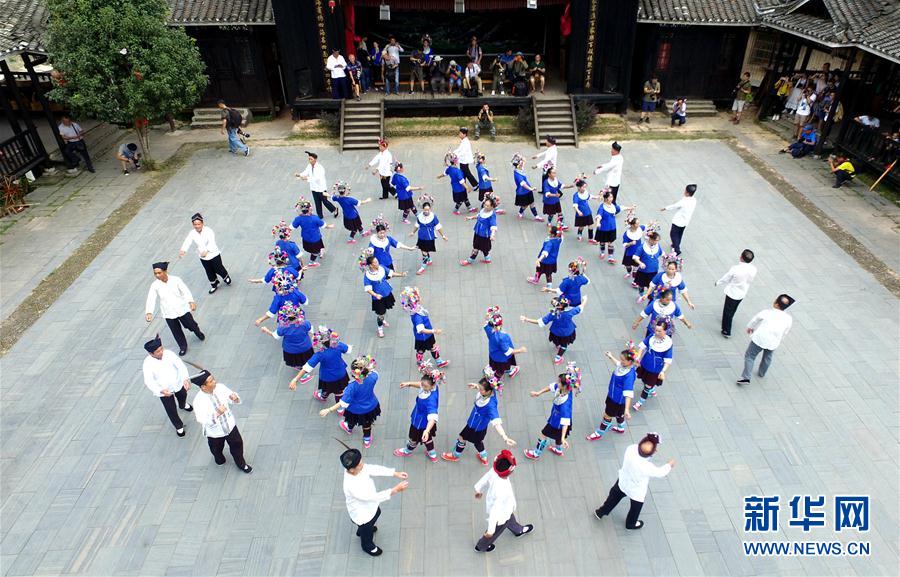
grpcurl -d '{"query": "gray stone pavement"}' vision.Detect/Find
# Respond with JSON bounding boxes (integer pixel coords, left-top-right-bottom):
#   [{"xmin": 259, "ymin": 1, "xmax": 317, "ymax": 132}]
[{"xmin": 1, "ymin": 139, "xmax": 898, "ymax": 576}]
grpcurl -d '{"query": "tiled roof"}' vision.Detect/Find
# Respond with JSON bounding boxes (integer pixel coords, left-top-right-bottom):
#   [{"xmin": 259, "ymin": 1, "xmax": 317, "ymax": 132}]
[
  {"xmin": 637, "ymin": 0, "xmax": 758, "ymax": 24},
  {"xmin": 0, "ymin": 0, "xmax": 274, "ymax": 58}
]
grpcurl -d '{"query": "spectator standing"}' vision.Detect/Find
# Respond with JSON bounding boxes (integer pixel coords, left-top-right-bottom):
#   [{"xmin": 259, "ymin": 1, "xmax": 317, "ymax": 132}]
[
  {"xmin": 463, "ymin": 61, "xmax": 483, "ymax": 96},
  {"xmin": 116, "ymin": 142, "xmax": 141, "ymax": 175},
  {"xmin": 384, "ymin": 36, "xmax": 404, "ymax": 95},
  {"xmin": 829, "ymin": 155, "xmax": 855, "ymax": 188},
  {"xmin": 409, "ymin": 50, "xmax": 425, "ymax": 94},
  {"xmin": 58, "ymin": 114, "xmax": 95, "ymax": 173},
  {"xmin": 529, "ymin": 54, "xmax": 546, "ymax": 94},
  {"xmin": 640, "ymin": 75, "xmax": 661, "ymax": 124},
  {"xmin": 357, "ymin": 39, "xmax": 372, "ymax": 92},
  {"xmin": 793, "ymin": 88, "xmax": 815, "ymax": 138},
  {"xmin": 217, "ymin": 100, "xmax": 250, "ymax": 157},
  {"xmin": 422, "ymin": 35, "xmax": 433, "ymax": 64},
  {"xmin": 670, "ymin": 98, "xmax": 686, "ymax": 127},
  {"xmin": 369, "ymin": 41, "xmax": 383, "ymax": 90},
  {"xmin": 467, "ymin": 36, "xmax": 483, "ymax": 66},
  {"xmin": 771, "ymin": 74, "xmax": 791, "ymax": 120},
  {"xmin": 475, "ymin": 104, "xmax": 496, "ymax": 140},
  {"xmin": 784, "ymin": 72, "xmax": 806, "ymax": 116},
  {"xmin": 659, "ymin": 184, "xmax": 697, "ymax": 255},
  {"xmin": 715, "ymin": 249, "xmax": 757, "ymax": 338},
  {"xmin": 489, "ymin": 55, "xmax": 506, "ymax": 96},
  {"xmin": 346, "ymin": 54, "xmax": 363, "ymax": 101},
  {"xmin": 730, "ymin": 72, "xmax": 753, "ymax": 124},
  {"xmin": 326, "ymin": 48, "xmax": 349, "ymax": 100},
  {"xmin": 296, "ymin": 151, "xmax": 339, "ymax": 219},
  {"xmin": 737, "ymin": 294, "xmax": 794, "ymax": 385}
]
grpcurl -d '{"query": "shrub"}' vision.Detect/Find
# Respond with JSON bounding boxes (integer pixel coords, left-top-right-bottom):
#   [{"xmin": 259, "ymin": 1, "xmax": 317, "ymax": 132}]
[
  {"xmin": 575, "ymin": 100, "xmax": 598, "ymax": 132},
  {"xmin": 317, "ymin": 111, "xmax": 340, "ymax": 137},
  {"xmin": 515, "ymin": 106, "xmax": 534, "ymax": 137}
]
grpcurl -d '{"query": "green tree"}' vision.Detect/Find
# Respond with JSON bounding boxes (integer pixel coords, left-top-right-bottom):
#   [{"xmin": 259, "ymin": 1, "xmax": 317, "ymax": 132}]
[{"xmin": 46, "ymin": 0, "xmax": 207, "ymax": 162}]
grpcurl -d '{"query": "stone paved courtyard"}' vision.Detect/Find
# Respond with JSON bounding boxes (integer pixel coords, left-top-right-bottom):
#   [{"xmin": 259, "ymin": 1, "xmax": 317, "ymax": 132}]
[{"xmin": 1, "ymin": 139, "xmax": 897, "ymax": 576}]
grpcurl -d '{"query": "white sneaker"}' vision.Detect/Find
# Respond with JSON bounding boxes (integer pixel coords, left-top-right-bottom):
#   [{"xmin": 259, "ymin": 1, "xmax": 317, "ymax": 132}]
[{"xmin": 491, "ymin": 90, "xmax": 496, "ymax": 96}]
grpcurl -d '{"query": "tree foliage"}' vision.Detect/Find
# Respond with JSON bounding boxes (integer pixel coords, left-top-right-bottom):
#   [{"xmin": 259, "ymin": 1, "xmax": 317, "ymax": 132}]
[{"xmin": 46, "ymin": 0, "xmax": 207, "ymax": 159}]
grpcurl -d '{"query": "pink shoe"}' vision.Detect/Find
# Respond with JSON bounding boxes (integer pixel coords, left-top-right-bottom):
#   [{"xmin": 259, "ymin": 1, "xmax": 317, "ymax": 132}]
[
  {"xmin": 336, "ymin": 407, "xmax": 345, "ymax": 416},
  {"xmin": 425, "ymin": 259, "xmax": 433, "ymax": 266},
  {"xmin": 623, "ymin": 272, "xmax": 633, "ymax": 279},
  {"xmin": 588, "ymin": 239, "xmax": 600, "ymax": 245},
  {"xmin": 382, "ymin": 321, "xmax": 390, "ymax": 328},
  {"xmin": 548, "ymin": 446, "xmax": 564, "ymax": 456},
  {"xmin": 630, "ymin": 282, "xmax": 639, "ymax": 289},
  {"xmin": 377, "ymin": 327, "xmax": 384, "ymax": 338},
  {"xmin": 339, "ymin": 420, "xmax": 352, "ymax": 435},
  {"xmin": 553, "ymin": 355, "xmax": 564, "ymax": 365},
  {"xmin": 561, "ymin": 224, "xmax": 570, "ymax": 231},
  {"xmin": 607, "ymin": 257, "xmax": 616, "ymax": 265},
  {"xmin": 300, "ymin": 374, "xmax": 314, "ymax": 385},
  {"xmin": 346, "ymin": 238, "xmax": 357, "ymax": 244},
  {"xmin": 436, "ymin": 359, "xmax": 450, "ymax": 368},
  {"xmin": 393, "ymin": 448, "xmax": 412, "ymax": 457},
  {"xmin": 481, "ymin": 257, "xmax": 492, "ymax": 264},
  {"xmin": 468, "ymin": 207, "xmax": 478, "ymax": 213},
  {"xmin": 577, "ymin": 236, "xmax": 582, "ymax": 242},
  {"xmin": 524, "ymin": 449, "xmax": 540, "ymax": 460},
  {"xmin": 477, "ymin": 453, "xmax": 489, "ymax": 465},
  {"xmin": 416, "ymin": 266, "xmax": 426, "ymax": 275},
  {"xmin": 460, "ymin": 259, "xmax": 472, "ymax": 266},
  {"xmin": 517, "ymin": 213, "xmax": 524, "ymax": 220},
  {"xmin": 526, "ymin": 277, "xmax": 540, "ymax": 285},
  {"xmin": 313, "ymin": 389, "xmax": 326, "ymax": 402},
  {"xmin": 533, "ymin": 216, "xmax": 544, "ymax": 222},
  {"xmin": 441, "ymin": 452, "xmax": 460, "ymax": 462},
  {"xmin": 307, "ymin": 261, "xmax": 321, "ymax": 268},
  {"xmin": 632, "ymin": 400, "xmax": 643, "ymax": 412},
  {"xmin": 496, "ymin": 209, "xmax": 506, "ymax": 215},
  {"xmin": 611, "ymin": 425, "xmax": 626, "ymax": 434},
  {"xmin": 508, "ymin": 366, "xmax": 520, "ymax": 379},
  {"xmin": 427, "ymin": 452, "xmax": 438, "ymax": 463},
  {"xmin": 453, "ymin": 210, "xmax": 461, "ymax": 215},
  {"xmin": 363, "ymin": 437, "xmax": 372, "ymax": 449},
  {"xmin": 586, "ymin": 431, "xmax": 604, "ymax": 441},
  {"xmin": 402, "ymin": 218, "xmax": 410, "ymax": 224},
  {"xmin": 362, "ymin": 230, "xmax": 373, "ymax": 237}
]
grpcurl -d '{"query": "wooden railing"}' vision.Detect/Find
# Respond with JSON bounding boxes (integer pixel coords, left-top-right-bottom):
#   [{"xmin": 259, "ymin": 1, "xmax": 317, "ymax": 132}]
[
  {"xmin": 837, "ymin": 121, "xmax": 900, "ymax": 185},
  {"xmin": 0, "ymin": 130, "xmax": 44, "ymax": 178}
]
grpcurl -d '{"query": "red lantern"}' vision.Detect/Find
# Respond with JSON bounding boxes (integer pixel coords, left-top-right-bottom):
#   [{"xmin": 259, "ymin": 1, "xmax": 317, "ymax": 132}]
[{"xmin": 328, "ymin": 0, "xmax": 336, "ymax": 13}]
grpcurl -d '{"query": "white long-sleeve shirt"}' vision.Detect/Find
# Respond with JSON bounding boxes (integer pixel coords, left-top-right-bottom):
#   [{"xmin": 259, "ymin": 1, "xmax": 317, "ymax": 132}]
[
  {"xmin": 343, "ymin": 464, "xmax": 396, "ymax": 525},
  {"xmin": 180, "ymin": 226, "xmax": 221, "ymax": 260},
  {"xmin": 535, "ymin": 144, "xmax": 558, "ymax": 169},
  {"xmin": 747, "ymin": 307, "xmax": 792, "ymax": 350},
  {"xmin": 142, "ymin": 350, "xmax": 189, "ymax": 397},
  {"xmin": 192, "ymin": 383, "xmax": 240, "ymax": 438},
  {"xmin": 665, "ymin": 196, "xmax": 697, "ymax": 227},
  {"xmin": 368, "ymin": 150, "xmax": 393, "ymax": 177},
  {"xmin": 594, "ymin": 153, "xmax": 623, "ymax": 187},
  {"xmin": 454, "ymin": 137, "xmax": 474, "ymax": 164},
  {"xmin": 326, "ymin": 54, "xmax": 347, "ymax": 79},
  {"xmin": 146, "ymin": 275, "xmax": 194, "ymax": 319},
  {"xmin": 298, "ymin": 162, "xmax": 327, "ymax": 192},
  {"xmin": 618, "ymin": 443, "xmax": 672, "ymax": 502},
  {"xmin": 716, "ymin": 262, "xmax": 757, "ymax": 300},
  {"xmin": 474, "ymin": 469, "xmax": 517, "ymax": 533}
]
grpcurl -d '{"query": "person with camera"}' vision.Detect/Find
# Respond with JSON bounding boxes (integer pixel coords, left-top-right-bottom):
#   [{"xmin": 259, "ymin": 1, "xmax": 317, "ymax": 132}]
[
  {"xmin": 475, "ymin": 104, "xmax": 496, "ymax": 140},
  {"xmin": 640, "ymin": 74, "xmax": 661, "ymax": 123}
]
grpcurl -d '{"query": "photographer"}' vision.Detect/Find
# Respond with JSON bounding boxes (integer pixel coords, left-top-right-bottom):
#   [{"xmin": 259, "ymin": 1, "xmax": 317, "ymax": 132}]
[
  {"xmin": 828, "ymin": 155, "xmax": 855, "ymax": 188},
  {"xmin": 475, "ymin": 104, "xmax": 496, "ymax": 140}
]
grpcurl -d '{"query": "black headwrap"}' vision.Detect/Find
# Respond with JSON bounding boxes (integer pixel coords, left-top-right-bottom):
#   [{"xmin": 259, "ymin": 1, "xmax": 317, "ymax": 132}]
[
  {"xmin": 152, "ymin": 261, "xmax": 169, "ymax": 271},
  {"xmin": 612, "ymin": 141, "xmax": 622, "ymax": 152},
  {"xmin": 190, "ymin": 370, "xmax": 211, "ymax": 387},
  {"xmin": 143, "ymin": 334, "xmax": 162, "ymax": 353},
  {"xmin": 305, "ymin": 150, "xmax": 318, "ymax": 159},
  {"xmin": 336, "ymin": 438, "xmax": 362, "ymax": 470},
  {"xmin": 777, "ymin": 294, "xmax": 796, "ymax": 309},
  {"xmin": 191, "ymin": 213, "xmax": 203, "ymax": 222}
]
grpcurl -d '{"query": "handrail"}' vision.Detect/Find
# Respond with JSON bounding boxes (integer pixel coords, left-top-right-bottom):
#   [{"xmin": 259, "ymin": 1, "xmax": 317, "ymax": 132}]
[
  {"xmin": 339, "ymin": 98, "xmax": 346, "ymax": 153},
  {"xmin": 569, "ymin": 95, "xmax": 579, "ymax": 148},
  {"xmin": 0, "ymin": 130, "xmax": 44, "ymax": 178},
  {"xmin": 379, "ymin": 99, "xmax": 385, "ymax": 141}
]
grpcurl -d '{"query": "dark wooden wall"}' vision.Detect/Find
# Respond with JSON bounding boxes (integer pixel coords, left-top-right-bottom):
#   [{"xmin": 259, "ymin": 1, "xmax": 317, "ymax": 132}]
[
  {"xmin": 271, "ymin": 0, "xmax": 342, "ymax": 99},
  {"xmin": 567, "ymin": 0, "xmax": 639, "ymax": 101}
]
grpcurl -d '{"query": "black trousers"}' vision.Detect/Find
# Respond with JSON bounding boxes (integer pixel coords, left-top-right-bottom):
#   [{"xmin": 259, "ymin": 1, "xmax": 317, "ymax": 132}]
[
  {"xmin": 64, "ymin": 140, "xmax": 94, "ymax": 170},
  {"xmin": 475, "ymin": 513, "xmax": 527, "ymax": 551},
  {"xmin": 165, "ymin": 312, "xmax": 202, "ymax": 352},
  {"xmin": 200, "ymin": 255, "xmax": 230, "ymax": 285},
  {"xmin": 207, "ymin": 426, "xmax": 247, "ymax": 468},
  {"xmin": 379, "ymin": 176, "xmax": 395, "ymax": 199},
  {"xmin": 669, "ymin": 224, "xmax": 686, "ymax": 255},
  {"xmin": 596, "ymin": 480, "xmax": 643, "ymax": 528},
  {"xmin": 834, "ymin": 170, "xmax": 853, "ymax": 187},
  {"xmin": 312, "ymin": 190, "xmax": 337, "ymax": 219},
  {"xmin": 159, "ymin": 388, "xmax": 189, "ymax": 429},
  {"xmin": 608, "ymin": 185, "xmax": 620, "ymax": 203},
  {"xmin": 460, "ymin": 163, "xmax": 478, "ymax": 187},
  {"xmin": 721, "ymin": 295, "xmax": 742, "ymax": 335},
  {"xmin": 355, "ymin": 507, "xmax": 381, "ymax": 553}
]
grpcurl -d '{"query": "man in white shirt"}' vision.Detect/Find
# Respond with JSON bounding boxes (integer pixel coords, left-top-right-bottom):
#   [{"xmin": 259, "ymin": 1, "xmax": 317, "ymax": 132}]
[
  {"xmin": 473, "ymin": 450, "xmax": 534, "ymax": 552},
  {"xmin": 738, "ymin": 294, "xmax": 794, "ymax": 385},
  {"xmin": 594, "ymin": 433, "xmax": 674, "ymax": 529},
  {"xmin": 191, "ymin": 370, "xmax": 252, "ymax": 473},
  {"xmin": 367, "ymin": 139, "xmax": 395, "ymax": 199},
  {"xmin": 463, "ymin": 61, "xmax": 482, "ymax": 95},
  {"xmin": 340, "ymin": 446, "xmax": 408, "ymax": 556},
  {"xmin": 716, "ymin": 249, "xmax": 757, "ymax": 337},
  {"xmin": 57, "ymin": 114, "xmax": 95, "ymax": 173},
  {"xmin": 594, "ymin": 141, "xmax": 623, "ymax": 202},
  {"xmin": 142, "ymin": 335, "xmax": 193, "ymax": 437},
  {"xmin": 145, "ymin": 261, "xmax": 204, "ymax": 356},
  {"xmin": 179, "ymin": 213, "xmax": 231, "ymax": 294},
  {"xmin": 660, "ymin": 184, "xmax": 697, "ymax": 255},
  {"xmin": 326, "ymin": 47, "xmax": 348, "ymax": 100},
  {"xmin": 295, "ymin": 151, "xmax": 338, "ymax": 219},
  {"xmin": 453, "ymin": 127, "xmax": 478, "ymax": 187},
  {"xmin": 532, "ymin": 136, "xmax": 558, "ymax": 181}
]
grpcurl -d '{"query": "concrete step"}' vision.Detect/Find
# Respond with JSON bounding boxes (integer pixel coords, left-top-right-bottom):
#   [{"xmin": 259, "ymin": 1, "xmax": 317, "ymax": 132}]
[
  {"xmin": 538, "ymin": 113, "xmax": 573, "ymax": 123},
  {"xmin": 536, "ymin": 104, "xmax": 571, "ymax": 112},
  {"xmin": 343, "ymin": 143, "xmax": 381, "ymax": 150},
  {"xmin": 344, "ymin": 118, "xmax": 381, "ymax": 126},
  {"xmin": 343, "ymin": 135, "xmax": 382, "ymax": 143}
]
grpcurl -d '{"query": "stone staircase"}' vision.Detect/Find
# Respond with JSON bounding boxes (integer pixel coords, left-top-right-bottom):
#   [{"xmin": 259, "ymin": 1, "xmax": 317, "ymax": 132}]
[
  {"xmin": 190, "ymin": 107, "xmax": 251, "ymax": 129},
  {"xmin": 48, "ymin": 121, "xmax": 126, "ymax": 163},
  {"xmin": 341, "ymin": 100, "xmax": 383, "ymax": 152},
  {"xmin": 683, "ymin": 100, "xmax": 717, "ymax": 117},
  {"xmin": 533, "ymin": 96, "xmax": 578, "ymax": 148}
]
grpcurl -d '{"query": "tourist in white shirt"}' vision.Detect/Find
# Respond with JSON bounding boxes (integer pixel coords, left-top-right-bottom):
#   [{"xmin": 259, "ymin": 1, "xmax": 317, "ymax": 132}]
[
  {"xmin": 594, "ymin": 432, "xmax": 674, "ymax": 529},
  {"xmin": 179, "ymin": 213, "xmax": 231, "ymax": 294},
  {"xmin": 660, "ymin": 184, "xmax": 697, "ymax": 255},
  {"xmin": 738, "ymin": 294, "xmax": 794, "ymax": 385},
  {"xmin": 191, "ymin": 370, "xmax": 252, "ymax": 474},
  {"xmin": 295, "ymin": 151, "xmax": 338, "ymax": 219},
  {"xmin": 57, "ymin": 114, "xmax": 95, "ymax": 173},
  {"xmin": 326, "ymin": 47, "xmax": 349, "ymax": 100},
  {"xmin": 145, "ymin": 261, "xmax": 205, "ymax": 356},
  {"xmin": 340, "ymin": 445, "xmax": 408, "ymax": 556},
  {"xmin": 531, "ymin": 136, "xmax": 558, "ymax": 181},
  {"xmin": 716, "ymin": 249, "xmax": 757, "ymax": 337},
  {"xmin": 367, "ymin": 139, "xmax": 395, "ymax": 199},
  {"xmin": 594, "ymin": 141, "xmax": 623, "ymax": 202},
  {"xmin": 473, "ymin": 450, "xmax": 534, "ymax": 552},
  {"xmin": 142, "ymin": 334, "xmax": 193, "ymax": 437},
  {"xmin": 453, "ymin": 127, "xmax": 478, "ymax": 187}
]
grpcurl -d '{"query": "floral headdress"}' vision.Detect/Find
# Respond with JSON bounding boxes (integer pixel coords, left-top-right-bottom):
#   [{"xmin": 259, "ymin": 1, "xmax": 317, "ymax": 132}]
[
  {"xmin": 654, "ymin": 316, "xmax": 675, "ymax": 337},
  {"xmin": 268, "ymin": 247, "xmax": 289, "ymax": 268},
  {"xmin": 548, "ymin": 225, "xmax": 563, "ymax": 238},
  {"xmin": 418, "ymin": 193, "xmax": 434, "ymax": 207},
  {"xmin": 482, "ymin": 364, "xmax": 502, "ymax": 396},
  {"xmin": 312, "ymin": 325, "xmax": 339, "ymax": 351},
  {"xmin": 563, "ymin": 361, "xmax": 582, "ymax": 390},
  {"xmin": 541, "ymin": 159, "xmax": 555, "ymax": 172},
  {"xmin": 624, "ymin": 207, "xmax": 638, "ymax": 224},
  {"xmin": 370, "ymin": 213, "xmax": 390, "ymax": 232},
  {"xmin": 294, "ymin": 196, "xmax": 312, "ymax": 214},
  {"xmin": 568, "ymin": 257, "xmax": 586, "ymax": 275},
  {"xmin": 444, "ymin": 151, "xmax": 459, "ymax": 166},
  {"xmin": 418, "ymin": 359, "xmax": 445, "ymax": 386},
  {"xmin": 272, "ymin": 220, "xmax": 291, "ymax": 240},
  {"xmin": 551, "ymin": 295, "xmax": 570, "ymax": 312},
  {"xmin": 483, "ymin": 190, "xmax": 500, "ymax": 208},
  {"xmin": 350, "ymin": 355, "xmax": 377, "ymax": 380},
  {"xmin": 357, "ymin": 246, "xmax": 375, "ymax": 269},
  {"xmin": 662, "ymin": 251, "xmax": 683, "ymax": 270},
  {"xmin": 624, "ymin": 339, "xmax": 638, "ymax": 362},
  {"xmin": 272, "ymin": 269, "xmax": 298, "ymax": 295},
  {"xmin": 510, "ymin": 153, "xmax": 524, "ymax": 168},
  {"xmin": 399, "ymin": 286, "xmax": 425, "ymax": 314},
  {"xmin": 644, "ymin": 220, "xmax": 661, "ymax": 237},
  {"xmin": 485, "ymin": 305, "xmax": 503, "ymax": 328},
  {"xmin": 475, "ymin": 151, "xmax": 486, "ymax": 163},
  {"xmin": 277, "ymin": 302, "xmax": 305, "ymax": 326},
  {"xmin": 332, "ymin": 180, "xmax": 351, "ymax": 196}
]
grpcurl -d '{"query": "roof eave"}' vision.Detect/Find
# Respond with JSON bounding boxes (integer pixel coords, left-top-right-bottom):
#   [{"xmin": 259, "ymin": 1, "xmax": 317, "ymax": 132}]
[
  {"xmin": 637, "ymin": 18, "xmax": 756, "ymax": 27},
  {"xmin": 169, "ymin": 21, "xmax": 276, "ymax": 26}
]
